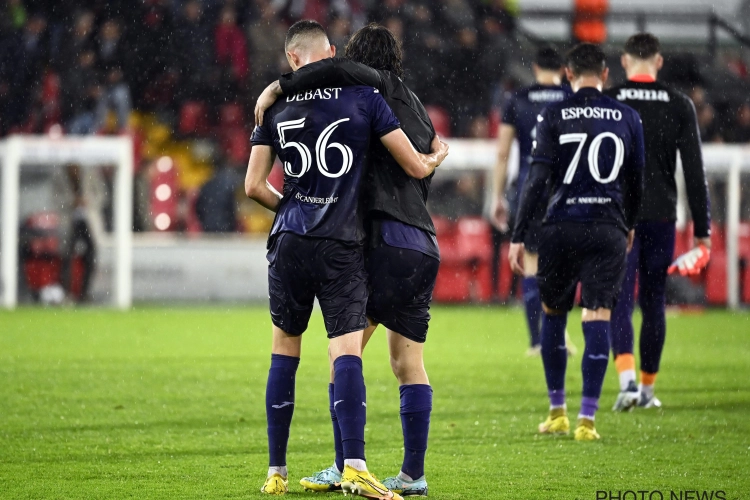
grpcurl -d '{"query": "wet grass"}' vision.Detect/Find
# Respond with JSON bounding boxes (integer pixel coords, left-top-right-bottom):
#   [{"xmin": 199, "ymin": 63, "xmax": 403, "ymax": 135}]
[{"xmin": 1, "ymin": 306, "xmax": 748, "ymax": 499}]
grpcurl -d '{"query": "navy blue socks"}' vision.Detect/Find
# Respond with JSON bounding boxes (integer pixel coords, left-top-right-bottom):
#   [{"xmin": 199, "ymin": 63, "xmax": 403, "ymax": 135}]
[
  {"xmin": 399, "ymin": 384, "xmax": 432, "ymax": 479},
  {"xmin": 580, "ymin": 320, "xmax": 611, "ymax": 419},
  {"xmin": 266, "ymin": 354, "xmax": 300, "ymax": 467},
  {"xmin": 333, "ymin": 355, "xmax": 367, "ymax": 462},
  {"xmin": 540, "ymin": 313, "xmax": 568, "ymax": 407},
  {"xmin": 328, "ymin": 383, "xmax": 344, "ymax": 472},
  {"xmin": 522, "ymin": 276, "xmax": 542, "ymax": 347}
]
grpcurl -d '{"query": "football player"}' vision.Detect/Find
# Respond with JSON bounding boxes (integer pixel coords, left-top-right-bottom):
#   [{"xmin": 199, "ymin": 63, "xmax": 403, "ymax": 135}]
[{"xmin": 509, "ymin": 44, "xmax": 645, "ymax": 440}]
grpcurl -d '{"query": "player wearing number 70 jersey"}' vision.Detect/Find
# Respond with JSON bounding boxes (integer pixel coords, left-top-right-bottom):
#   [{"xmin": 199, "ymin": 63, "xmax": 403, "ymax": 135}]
[
  {"xmin": 244, "ymin": 20, "xmax": 448, "ymax": 499},
  {"xmin": 509, "ymin": 43, "xmax": 644, "ymax": 441}
]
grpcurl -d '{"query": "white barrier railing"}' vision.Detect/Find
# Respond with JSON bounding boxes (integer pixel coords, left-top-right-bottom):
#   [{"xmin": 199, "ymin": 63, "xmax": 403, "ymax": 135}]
[{"xmin": 0, "ymin": 136, "xmax": 747, "ymax": 309}]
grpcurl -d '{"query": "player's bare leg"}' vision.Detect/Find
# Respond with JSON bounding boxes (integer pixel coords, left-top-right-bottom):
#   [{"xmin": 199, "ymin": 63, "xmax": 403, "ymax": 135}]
[
  {"xmin": 376, "ymin": 329, "xmax": 430, "ymax": 496},
  {"xmin": 262, "ymin": 327, "xmax": 303, "ymax": 494}
]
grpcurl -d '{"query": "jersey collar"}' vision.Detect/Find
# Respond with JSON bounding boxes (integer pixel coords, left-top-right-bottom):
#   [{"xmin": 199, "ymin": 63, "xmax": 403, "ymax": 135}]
[
  {"xmin": 628, "ymin": 74, "xmax": 656, "ymax": 83},
  {"xmin": 576, "ymin": 87, "xmax": 602, "ymax": 97}
]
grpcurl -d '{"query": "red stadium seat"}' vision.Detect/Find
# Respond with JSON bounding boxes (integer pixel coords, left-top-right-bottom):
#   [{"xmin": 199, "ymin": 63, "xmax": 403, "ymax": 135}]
[
  {"xmin": 222, "ymin": 127, "xmax": 251, "ymax": 164},
  {"xmin": 673, "ymin": 227, "xmax": 689, "ymax": 260},
  {"xmin": 455, "ymin": 217, "xmax": 493, "ymax": 262},
  {"xmin": 219, "ymin": 102, "xmax": 245, "ymax": 129},
  {"xmin": 739, "ymin": 222, "xmax": 750, "ymax": 259},
  {"xmin": 41, "ymin": 71, "xmax": 62, "ymax": 128},
  {"xmin": 705, "ymin": 250, "xmax": 727, "ymax": 305},
  {"xmin": 488, "ymin": 109, "xmax": 501, "ymax": 138},
  {"xmin": 425, "ymin": 105, "xmax": 451, "ymax": 138},
  {"xmin": 433, "ymin": 217, "xmax": 470, "ymax": 302},
  {"xmin": 456, "ymin": 217, "xmax": 493, "ymax": 302},
  {"xmin": 495, "ymin": 242, "xmax": 514, "ymax": 301},
  {"xmin": 433, "ymin": 217, "xmax": 496, "ymax": 302},
  {"xmin": 710, "ymin": 222, "xmax": 725, "ymax": 253},
  {"xmin": 179, "ymin": 101, "xmax": 210, "ymax": 137}
]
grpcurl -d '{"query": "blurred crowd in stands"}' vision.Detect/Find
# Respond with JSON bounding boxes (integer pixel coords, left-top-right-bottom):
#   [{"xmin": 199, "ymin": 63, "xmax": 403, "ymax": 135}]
[
  {"xmin": 0, "ymin": 0, "xmax": 517, "ymax": 139},
  {"xmin": 1, "ymin": 0, "xmax": 749, "ymax": 234}
]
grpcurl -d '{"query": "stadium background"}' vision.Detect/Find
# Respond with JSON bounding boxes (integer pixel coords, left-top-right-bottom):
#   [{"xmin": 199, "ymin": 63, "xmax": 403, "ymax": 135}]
[
  {"xmin": 1, "ymin": 2, "xmax": 750, "ymax": 499},
  {"xmin": 3, "ymin": 0, "xmax": 750, "ymax": 307}
]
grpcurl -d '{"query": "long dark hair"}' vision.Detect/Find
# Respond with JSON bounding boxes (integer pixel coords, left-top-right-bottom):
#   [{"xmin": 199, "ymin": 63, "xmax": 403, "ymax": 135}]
[{"xmin": 344, "ymin": 23, "xmax": 404, "ymax": 79}]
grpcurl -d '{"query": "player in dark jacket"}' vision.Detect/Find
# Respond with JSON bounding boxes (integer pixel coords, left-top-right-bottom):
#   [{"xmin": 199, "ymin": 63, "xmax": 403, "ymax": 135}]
[
  {"xmin": 605, "ymin": 33, "xmax": 711, "ymax": 411},
  {"xmin": 245, "ymin": 20, "xmax": 447, "ymax": 499},
  {"xmin": 510, "ymin": 43, "xmax": 645, "ymax": 441},
  {"xmin": 255, "ymin": 22, "xmax": 440, "ymax": 497}
]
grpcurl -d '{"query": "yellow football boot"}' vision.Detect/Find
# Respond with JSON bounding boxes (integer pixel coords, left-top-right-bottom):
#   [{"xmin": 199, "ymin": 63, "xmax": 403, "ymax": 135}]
[
  {"xmin": 574, "ymin": 417, "xmax": 601, "ymax": 441},
  {"xmin": 538, "ymin": 407, "xmax": 570, "ymax": 435},
  {"xmin": 261, "ymin": 473, "xmax": 288, "ymax": 495},
  {"xmin": 341, "ymin": 465, "xmax": 403, "ymax": 500}
]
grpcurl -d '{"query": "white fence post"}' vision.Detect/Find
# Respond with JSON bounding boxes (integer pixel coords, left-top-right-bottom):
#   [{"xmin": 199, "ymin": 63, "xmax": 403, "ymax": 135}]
[
  {"xmin": 725, "ymin": 151, "xmax": 742, "ymax": 310},
  {"xmin": 114, "ymin": 136, "xmax": 134, "ymax": 310},
  {"xmin": 1, "ymin": 137, "xmax": 21, "ymax": 309}
]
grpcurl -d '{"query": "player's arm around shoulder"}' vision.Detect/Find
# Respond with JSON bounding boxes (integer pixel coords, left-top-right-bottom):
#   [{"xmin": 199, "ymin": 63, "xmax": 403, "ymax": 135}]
[
  {"xmin": 367, "ymin": 89, "xmax": 449, "ymax": 179},
  {"xmin": 381, "ymin": 130, "xmax": 449, "ymax": 179}
]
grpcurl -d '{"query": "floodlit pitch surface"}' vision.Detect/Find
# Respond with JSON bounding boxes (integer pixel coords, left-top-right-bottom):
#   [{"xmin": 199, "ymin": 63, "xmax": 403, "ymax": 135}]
[{"xmin": 1, "ymin": 306, "xmax": 748, "ymax": 499}]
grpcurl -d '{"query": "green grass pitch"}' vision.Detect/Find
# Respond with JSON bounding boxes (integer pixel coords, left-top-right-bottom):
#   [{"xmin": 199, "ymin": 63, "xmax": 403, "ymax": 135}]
[{"xmin": 1, "ymin": 306, "xmax": 749, "ymax": 499}]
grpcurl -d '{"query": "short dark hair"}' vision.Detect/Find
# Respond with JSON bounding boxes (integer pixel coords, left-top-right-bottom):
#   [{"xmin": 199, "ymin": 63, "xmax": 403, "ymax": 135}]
[
  {"xmin": 566, "ymin": 43, "xmax": 606, "ymax": 77},
  {"xmin": 345, "ymin": 23, "xmax": 404, "ymax": 79},
  {"xmin": 623, "ymin": 33, "xmax": 661, "ymax": 59},
  {"xmin": 285, "ymin": 19, "xmax": 327, "ymax": 50},
  {"xmin": 534, "ymin": 46, "xmax": 563, "ymax": 70}
]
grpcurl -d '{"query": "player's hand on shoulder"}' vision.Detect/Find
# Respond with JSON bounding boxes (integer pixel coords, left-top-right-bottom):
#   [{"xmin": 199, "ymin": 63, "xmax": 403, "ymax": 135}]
[
  {"xmin": 509, "ymin": 242, "xmax": 525, "ymax": 275},
  {"xmin": 255, "ymin": 80, "xmax": 283, "ymax": 126},
  {"xmin": 490, "ymin": 196, "xmax": 509, "ymax": 232},
  {"xmin": 430, "ymin": 134, "xmax": 449, "ymax": 166}
]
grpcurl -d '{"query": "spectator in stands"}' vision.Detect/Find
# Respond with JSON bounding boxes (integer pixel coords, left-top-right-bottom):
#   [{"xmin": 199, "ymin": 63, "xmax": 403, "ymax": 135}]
[
  {"xmin": 63, "ymin": 50, "xmax": 100, "ymax": 134},
  {"xmin": 56, "ymin": 10, "xmax": 95, "ymax": 72},
  {"xmin": 727, "ymin": 102, "xmax": 750, "ymax": 143},
  {"xmin": 96, "ymin": 19, "xmax": 125, "ymax": 72},
  {"xmin": 129, "ymin": 0, "xmax": 174, "ymax": 108},
  {"xmin": 477, "ymin": 0, "xmax": 516, "ymax": 35},
  {"xmin": 402, "ymin": 3, "xmax": 445, "ymax": 105},
  {"xmin": 697, "ymin": 102, "xmax": 722, "ymax": 143},
  {"xmin": 468, "ymin": 115, "xmax": 490, "ymax": 138},
  {"xmin": 94, "ymin": 67, "xmax": 131, "ymax": 133},
  {"xmin": 368, "ymin": 0, "xmax": 407, "ymax": 22},
  {"xmin": 6, "ymin": 0, "xmax": 27, "ymax": 31},
  {"xmin": 247, "ymin": 1, "xmax": 287, "ymax": 99},
  {"xmin": 195, "ymin": 162, "xmax": 241, "ymax": 232},
  {"xmin": 4, "ymin": 14, "xmax": 49, "ymax": 130},
  {"xmin": 271, "ymin": 0, "xmax": 329, "ymax": 24},
  {"xmin": 215, "ymin": 6, "xmax": 249, "ymax": 98},
  {"xmin": 446, "ymin": 27, "xmax": 483, "ymax": 135},
  {"xmin": 438, "ymin": 0, "xmax": 476, "ymax": 30},
  {"xmin": 328, "ymin": 14, "xmax": 352, "ymax": 53},
  {"xmin": 173, "ymin": 0, "xmax": 214, "ymax": 102}
]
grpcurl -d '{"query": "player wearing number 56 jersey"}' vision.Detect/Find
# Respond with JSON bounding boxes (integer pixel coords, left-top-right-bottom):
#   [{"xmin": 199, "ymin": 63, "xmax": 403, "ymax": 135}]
[
  {"xmin": 244, "ymin": 20, "xmax": 448, "ymax": 499},
  {"xmin": 509, "ymin": 43, "xmax": 645, "ymax": 441}
]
